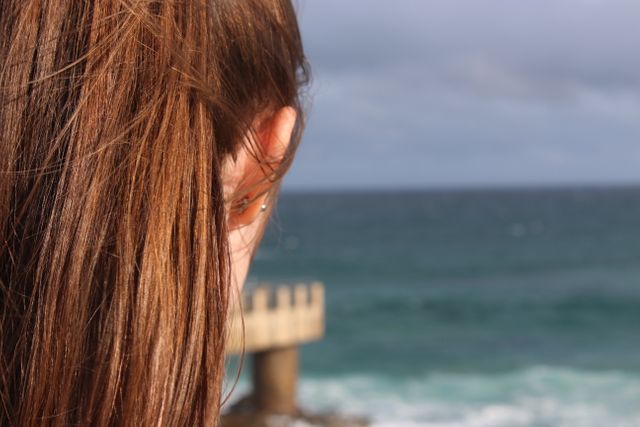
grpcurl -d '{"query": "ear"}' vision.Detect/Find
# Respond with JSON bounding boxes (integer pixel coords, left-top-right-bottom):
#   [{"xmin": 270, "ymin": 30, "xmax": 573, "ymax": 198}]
[{"xmin": 225, "ymin": 106, "xmax": 297, "ymax": 230}]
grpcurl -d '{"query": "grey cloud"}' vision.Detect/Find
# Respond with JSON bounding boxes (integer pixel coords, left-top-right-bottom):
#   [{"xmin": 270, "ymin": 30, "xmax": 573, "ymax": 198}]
[
  {"xmin": 285, "ymin": 0, "xmax": 640, "ymax": 189},
  {"xmin": 303, "ymin": 0, "xmax": 640, "ymax": 94}
]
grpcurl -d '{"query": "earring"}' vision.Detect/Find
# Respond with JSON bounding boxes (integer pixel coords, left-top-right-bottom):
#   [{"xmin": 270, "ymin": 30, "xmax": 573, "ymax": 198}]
[{"xmin": 237, "ymin": 197, "xmax": 268, "ymax": 214}]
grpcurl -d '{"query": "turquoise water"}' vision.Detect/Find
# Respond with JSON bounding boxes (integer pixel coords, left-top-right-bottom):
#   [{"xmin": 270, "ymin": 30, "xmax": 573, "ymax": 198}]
[{"xmin": 228, "ymin": 187, "xmax": 640, "ymax": 426}]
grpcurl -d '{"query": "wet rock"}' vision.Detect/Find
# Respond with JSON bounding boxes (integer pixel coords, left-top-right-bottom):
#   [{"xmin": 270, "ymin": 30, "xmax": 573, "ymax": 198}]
[
  {"xmin": 221, "ymin": 394, "xmax": 369, "ymax": 427},
  {"xmin": 220, "ymin": 412, "xmax": 369, "ymax": 427}
]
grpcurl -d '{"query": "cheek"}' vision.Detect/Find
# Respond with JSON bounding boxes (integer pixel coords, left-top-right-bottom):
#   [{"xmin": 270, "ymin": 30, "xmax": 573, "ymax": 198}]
[
  {"xmin": 228, "ymin": 229, "xmax": 252, "ymax": 300},
  {"xmin": 226, "ymin": 206, "xmax": 271, "ymax": 305},
  {"xmin": 227, "ymin": 220, "xmax": 265, "ymax": 304}
]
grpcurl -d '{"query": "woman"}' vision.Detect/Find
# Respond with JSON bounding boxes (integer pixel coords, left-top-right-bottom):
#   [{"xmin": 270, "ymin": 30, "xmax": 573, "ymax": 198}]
[{"xmin": 0, "ymin": 0, "xmax": 308, "ymax": 424}]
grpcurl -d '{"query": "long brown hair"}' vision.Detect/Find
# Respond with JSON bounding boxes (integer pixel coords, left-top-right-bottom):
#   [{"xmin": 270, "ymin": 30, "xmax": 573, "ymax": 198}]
[{"xmin": 0, "ymin": 0, "xmax": 308, "ymax": 424}]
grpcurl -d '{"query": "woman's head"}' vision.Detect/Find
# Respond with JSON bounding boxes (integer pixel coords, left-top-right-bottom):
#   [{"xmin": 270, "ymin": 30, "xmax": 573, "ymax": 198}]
[{"xmin": 0, "ymin": 0, "xmax": 308, "ymax": 424}]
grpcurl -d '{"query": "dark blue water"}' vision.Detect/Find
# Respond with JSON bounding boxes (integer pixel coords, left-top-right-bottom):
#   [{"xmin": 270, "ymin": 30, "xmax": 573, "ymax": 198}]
[{"xmin": 232, "ymin": 187, "xmax": 640, "ymax": 426}]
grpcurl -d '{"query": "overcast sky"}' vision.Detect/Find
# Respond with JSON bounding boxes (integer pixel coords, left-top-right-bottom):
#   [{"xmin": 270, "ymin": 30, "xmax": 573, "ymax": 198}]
[{"xmin": 283, "ymin": 0, "xmax": 640, "ymax": 190}]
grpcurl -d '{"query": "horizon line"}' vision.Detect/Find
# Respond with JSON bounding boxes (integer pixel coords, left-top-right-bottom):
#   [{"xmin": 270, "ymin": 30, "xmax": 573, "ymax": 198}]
[{"xmin": 280, "ymin": 181, "xmax": 640, "ymax": 194}]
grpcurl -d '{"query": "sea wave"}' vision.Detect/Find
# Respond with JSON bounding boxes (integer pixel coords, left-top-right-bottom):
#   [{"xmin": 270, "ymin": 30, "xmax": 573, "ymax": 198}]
[{"xmin": 293, "ymin": 366, "xmax": 640, "ymax": 427}]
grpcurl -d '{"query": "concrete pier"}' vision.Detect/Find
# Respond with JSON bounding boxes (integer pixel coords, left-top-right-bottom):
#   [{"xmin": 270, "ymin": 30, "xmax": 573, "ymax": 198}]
[
  {"xmin": 252, "ymin": 346, "xmax": 299, "ymax": 413},
  {"xmin": 226, "ymin": 283, "xmax": 325, "ymax": 414},
  {"xmin": 223, "ymin": 282, "xmax": 369, "ymax": 426},
  {"xmin": 226, "ymin": 282, "xmax": 325, "ymax": 355}
]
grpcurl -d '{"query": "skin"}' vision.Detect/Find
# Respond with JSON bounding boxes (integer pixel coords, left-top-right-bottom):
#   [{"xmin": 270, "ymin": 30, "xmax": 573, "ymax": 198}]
[{"xmin": 223, "ymin": 106, "xmax": 296, "ymax": 300}]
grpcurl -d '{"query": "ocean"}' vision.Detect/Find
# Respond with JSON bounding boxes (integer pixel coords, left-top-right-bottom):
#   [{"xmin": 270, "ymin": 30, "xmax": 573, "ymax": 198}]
[{"xmin": 226, "ymin": 186, "xmax": 640, "ymax": 426}]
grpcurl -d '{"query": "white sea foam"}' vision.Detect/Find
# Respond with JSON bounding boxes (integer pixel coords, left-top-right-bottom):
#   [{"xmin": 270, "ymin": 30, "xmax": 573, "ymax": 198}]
[{"xmin": 290, "ymin": 366, "xmax": 640, "ymax": 427}]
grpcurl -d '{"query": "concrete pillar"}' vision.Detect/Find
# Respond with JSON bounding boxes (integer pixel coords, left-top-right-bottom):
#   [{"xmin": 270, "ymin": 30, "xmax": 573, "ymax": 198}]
[{"xmin": 252, "ymin": 346, "xmax": 299, "ymax": 414}]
